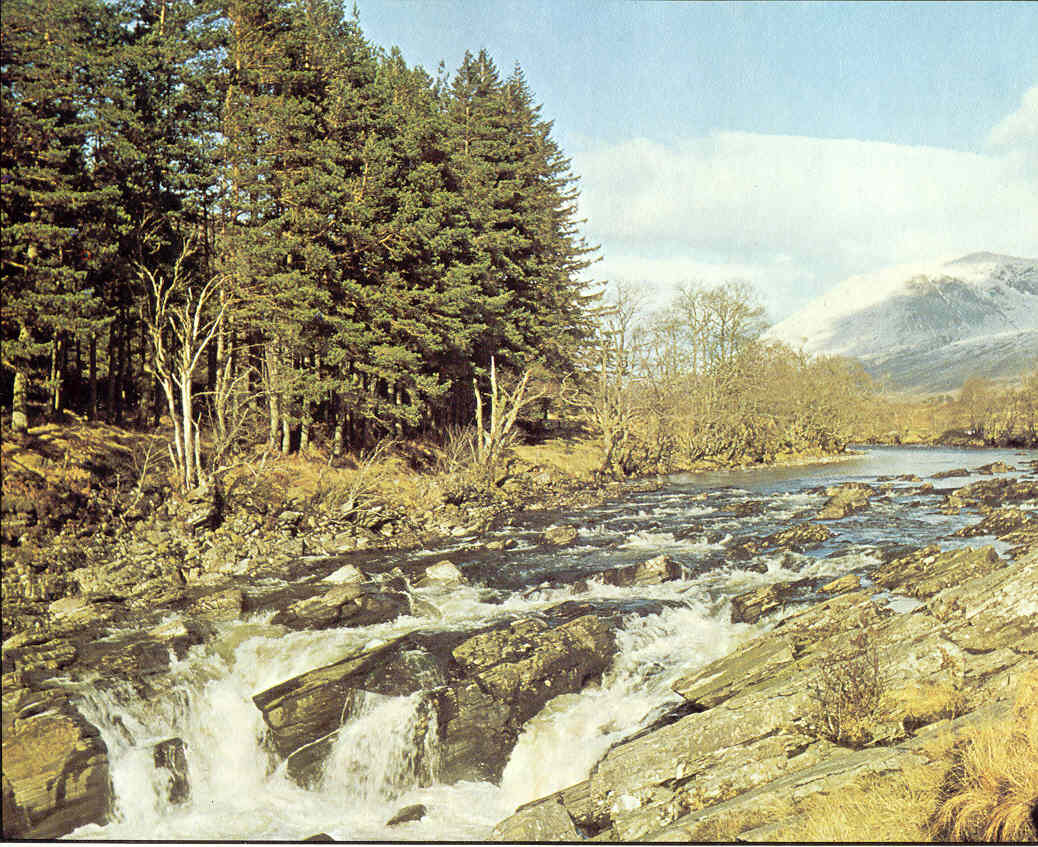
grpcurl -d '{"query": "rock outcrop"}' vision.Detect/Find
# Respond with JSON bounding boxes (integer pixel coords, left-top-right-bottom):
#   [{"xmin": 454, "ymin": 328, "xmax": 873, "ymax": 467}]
[
  {"xmin": 1, "ymin": 687, "xmax": 111, "ymax": 839},
  {"xmin": 253, "ymin": 610, "xmax": 616, "ymax": 787},
  {"xmin": 490, "ymin": 546, "xmax": 1038, "ymax": 841},
  {"xmin": 817, "ymin": 483, "xmax": 874, "ymax": 520}
]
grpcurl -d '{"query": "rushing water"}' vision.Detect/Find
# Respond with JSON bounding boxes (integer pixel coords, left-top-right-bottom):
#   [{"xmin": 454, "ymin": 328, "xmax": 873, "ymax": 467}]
[{"xmin": 68, "ymin": 445, "xmax": 1035, "ymax": 841}]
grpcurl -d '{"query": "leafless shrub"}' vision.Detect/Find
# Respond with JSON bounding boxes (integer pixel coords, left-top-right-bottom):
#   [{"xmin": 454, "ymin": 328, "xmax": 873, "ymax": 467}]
[{"xmin": 809, "ymin": 629, "xmax": 885, "ymax": 748}]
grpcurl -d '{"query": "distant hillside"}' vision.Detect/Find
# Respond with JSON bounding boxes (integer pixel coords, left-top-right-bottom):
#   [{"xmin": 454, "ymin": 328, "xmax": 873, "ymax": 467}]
[{"xmin": 767, "ymin": 253, "xmax": 1038, "ymax": 393}]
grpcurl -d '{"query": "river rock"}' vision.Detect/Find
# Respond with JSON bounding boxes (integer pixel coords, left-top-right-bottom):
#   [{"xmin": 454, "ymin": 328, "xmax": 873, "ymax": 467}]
[
  {"xmin": 437, "ymin": 614, "xmax": 615, "ymax": 783},
  {"xmin": 415, "ymin": 560, "xmax": 466, "ymax": 588},
  {"xmin": 152, "ymin": 737, "xmax": 190, "ymax": 805},
  {"xmin": 974, "ymin": 461, "xmax": 1012, "ymax": 474},
  {"xmin": 944, "ymin": 477, "xmax": 1038, "ymax": 511},
  {"xmin": 253, "ymin": 637, "xmax": 432, "ymax": 761},
  {"xmin": 952, "ymin": 507, "xmax": 1032, "ymax": 539},
  {"xmin": 189, "ymin": 588, "xmax": 244, "ymax": 622},
  {"xmin": 543, "ymin": 524, "xmax": 580, "ymax": 545},
  {"xmin": 595, "ymin": 555, "xmax": 683, "ymax": 588},
  {"xmin": 730, "ymin": 578, "xmax": 812, "ymax": 624},
  {"xmin": 386, "ymin": 803, "xmax": 427, "ymax": 826},
  {"xmin": 271, "ymin": 585, "xmax": 410, "ymax": 631},
  {"xmin": 723, "ymin": 500, "xmax": 765, "ymax": 517},
  {"xmin": 321, "ymin": 564, "xmax": 365, "ymax": 584},
  {"xmin": 492, "ymin": 797, "xmax": 581, "ymax": 841},
  {"xmin": 932, "ymin": 467, "xmax": 969, "ymax": 479},
  {"xmin": 1, "ymin": 688, "xmax": 111, "ymax": 838},
  {"xmin": 766, "ymin": 523, "xmax": 833, "ymax": 548},
  {"xmin": 870, "ymin": 545, "xmax": 1002, "ymax": 598},
  {"xmin": 493, "ymin": 548, "xmax": 1038, "ymax": 842},
  {"xmin": 817, "ymin": 483, "xmax": 874, "ymax": 520}
]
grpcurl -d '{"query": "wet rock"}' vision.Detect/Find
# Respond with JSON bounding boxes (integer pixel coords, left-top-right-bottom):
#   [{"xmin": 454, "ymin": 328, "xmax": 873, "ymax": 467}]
[
  {"xmin": 492, "ymin": 798, "xmax": 580, "ymax": 841},
  {"xmin": 932, "ymin": 467, "xmax": 969, "ymax": 479},
  {"xmin": 953, "ymin": 507, "xmax": 1032, "ymax": 539},
  {"xmin": 817, "ymin": 483, "xmax": 874, "ymax": 520},
  {"xmin": 821, "ymin": 573, "xmax": 861, "ymax": 594},
  {"xmin": 485, "ymin": 538, "xmax": 517, "ymax": 551},
  {"xmin": 387, "ymin": 803, "xmax": 427, "ymax": 826},
  {"xmin": 870, "ymin": 545, "xmax": 1002, "ymax": 598},
  {"xmin": 415, "ymin": 560, "xmax": 466, "ymax": 588},
  {"xmin": 543, "ymin": 524, "xmax": 580, "ymax": 545},
  {"xmin": 730, "ymin": 579, "xmax": 812, "ymax": 624},
  {"xmin": 945, "ymin": 477, "xmax": 1038, "ymax": 511},
  {"xmin": 595, "ymin": 554, "xmax": 683, "ymax": 588},
  {"xmin": 253, "ymin": 633, "xmax": 459, "ymax": 763},
  {"xmin": 190, "ymin": 588, "xmax": 244, "ymax": 622},
  {"xmin": 766, "ymin": 523, "xmax": 833, "ymax": 548},
  {"xmin": 321, "ymin": 564, "xmax": 365, "ymax": 584},
  {"xmin": 723, "ymin": 500, "xmax": 765, "ymax": 517},
  {"xmin": 975, "ymin": 461, "xmax": 1013, "ymax": 474},
  {"xmin": 1, "ymin": 688, "xmax": 111, "ymax": 838},
  {"xmin": 437, "ymin": 614, "xmax": 615, "ymax": 784},
  {"xmin": 152, "ymin": 737, "xmax": 190, "ymax": 805},
  {"xmin": 271, "ymin": 585, "xmax": 410, "ymax": 631},
  {"xmin": 303, "ymin": 833, "xmax": 335, "ymax": 841}
]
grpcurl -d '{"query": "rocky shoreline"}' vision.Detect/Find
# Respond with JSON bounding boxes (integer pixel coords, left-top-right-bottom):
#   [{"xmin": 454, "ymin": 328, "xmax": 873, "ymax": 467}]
[{"xmin": 3, "ymin": 456, "xmax": 1036, "ymax": 839}]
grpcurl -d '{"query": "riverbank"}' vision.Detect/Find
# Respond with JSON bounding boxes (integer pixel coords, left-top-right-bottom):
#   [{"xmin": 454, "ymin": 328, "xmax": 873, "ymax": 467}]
[
  {"xmin": 3, "ymin": 437, "xmax": 1035, "ymax": 840},
  {"xmin": 0, "ymin": 419, "xmax": 846, "ymax": 638}
]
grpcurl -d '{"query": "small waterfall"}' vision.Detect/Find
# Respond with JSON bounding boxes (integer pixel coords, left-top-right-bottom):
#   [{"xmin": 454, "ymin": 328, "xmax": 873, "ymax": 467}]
[
  {"xmin": 496, "ymin": 600, "xmax": 749, "ymax": 811},
  {"xmin": 318, "ymin": 690, "xmax": 441, "ymax": 803}
]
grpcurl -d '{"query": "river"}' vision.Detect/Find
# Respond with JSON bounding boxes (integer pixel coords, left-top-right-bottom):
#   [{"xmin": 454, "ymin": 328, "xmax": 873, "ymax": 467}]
[{"xmin": 68, "ymin": 445, "xmax": 1036, "ymax": 841}]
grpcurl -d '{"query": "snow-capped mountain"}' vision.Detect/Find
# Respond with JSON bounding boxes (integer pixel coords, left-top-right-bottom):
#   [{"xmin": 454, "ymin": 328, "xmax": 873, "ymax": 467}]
[{"xmin": 766, "ymin": 252, "xmax": 1038, "ymax": 393}]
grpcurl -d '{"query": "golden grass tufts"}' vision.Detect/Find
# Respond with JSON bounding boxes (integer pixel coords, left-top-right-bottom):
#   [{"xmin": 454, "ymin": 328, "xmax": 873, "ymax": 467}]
[
  {"xmin": 931, "ymin": 668, "xmax": 1038, "ymax": 842},
  {"xmin": 771, "ymin": 764, "xmax": 946, "ymax": 842}
]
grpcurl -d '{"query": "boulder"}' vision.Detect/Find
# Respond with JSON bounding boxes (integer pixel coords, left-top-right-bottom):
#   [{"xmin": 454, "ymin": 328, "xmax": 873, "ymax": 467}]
[
  {"xmin": 595, "ymin": 555, "xmax": 683, "ymax": 588},
  {"xmin": 953, "ymin": 508, "xmax": 1031, "ymax": 539},
  {"xmin": 492, "ymin": 798, "xmax": 581, "ymax": 841},
  {"xmin": 386, "ymin": 803, "xmax": 427, "ymax": 826},
  {"xmin": 817, "ymin": 483, "xmax": 874, "ymax": 520},
  {"xmin": 437, "ymin": 614, "xmax": 615, "ymax": 783},
  {"xmin": 543, "ymin": 525, "xmax": 580, "ymax": 545},
  {"xmin": 152, "ymin": 737, "xmax": 190, "ymax": 805},
  {"xmin": 932, "ymin": 468, "xmax": 969, "ymax": 479},
  {"xmin": 945, "ymin": 477, "xmax": 1038, "ymax": 511},
  {"xmin": 1, "ymin": 688, "xmax": 111, "ymax": 838},
  {"xmin": 974, "ymin": 461, "xmax": 1013, "ymax": 474},
  {"xmin": 415, "ymin": 560, "xmax": 466, "ymax": 588},
  {"xmin": 321, "ymin": 564, "xmax": 365, "ymax": 584},
  {"xmin": 730, "ymin": 579, "xmax": 812, "ymax": 624},
  {"xmin": 271, "ymin": 585, "xmax": 410, "ymax": 631},
  {"xmin": 765, "ymin": 523, "xmax": 833, "ymax": 549},
  {"xmin": 190, "ymin": 588, "xmax": 244, "ymax": 622},
  {"xmin": 723, "ymin": 500, "xmax": 765, "ymax": 517}
]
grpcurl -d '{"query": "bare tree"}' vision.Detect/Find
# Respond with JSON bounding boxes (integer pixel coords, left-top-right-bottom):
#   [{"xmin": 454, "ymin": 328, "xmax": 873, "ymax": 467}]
[{"xmin": 139, "ymin": 239, "xmax": 229, "ymax": 490}]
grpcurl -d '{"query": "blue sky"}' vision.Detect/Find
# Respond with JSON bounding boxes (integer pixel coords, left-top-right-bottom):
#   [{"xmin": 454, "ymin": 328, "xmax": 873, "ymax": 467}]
[{"xmin": 358, "ymin": 1, "xmax": 1038, "ymax": 320}]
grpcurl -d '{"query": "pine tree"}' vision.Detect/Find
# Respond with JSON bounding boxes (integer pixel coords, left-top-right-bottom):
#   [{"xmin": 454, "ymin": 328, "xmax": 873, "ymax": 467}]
[{"xmin": 1, "ymin": 0, "xmax": 112, "ymax": 430}]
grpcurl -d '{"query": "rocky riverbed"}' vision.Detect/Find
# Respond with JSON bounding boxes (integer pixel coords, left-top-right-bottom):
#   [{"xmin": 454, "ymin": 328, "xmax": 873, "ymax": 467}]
[{"xmin": 2, "ymin": 445, "xmax": 1036, "ymax": 840}]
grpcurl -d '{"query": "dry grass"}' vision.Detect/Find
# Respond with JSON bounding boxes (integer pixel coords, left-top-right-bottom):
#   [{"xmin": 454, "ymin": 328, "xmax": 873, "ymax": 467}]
[
  {"xmin": 808, "ymin": 628, "xmax": 885, "ymax": 748},
  {"xmin": 511, "ymin": 436, "xmax": 604, "ymax": 482},
  {"xmin": 772, "ymin": 764, "xmax": 946, "ymax": 842},
  {"xmin": 932, "ymin": 668, "xmax": 1038, "ymax": 842},
  {"xmin": 773, "ymin": 669, "xmax": 1038, "ymax": 844}
]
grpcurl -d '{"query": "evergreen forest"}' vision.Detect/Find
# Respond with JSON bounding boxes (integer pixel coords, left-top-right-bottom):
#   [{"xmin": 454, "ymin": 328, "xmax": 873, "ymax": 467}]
[{"xmin": 2, "ymin": 0, "xmax": 878, "ymax": 490}]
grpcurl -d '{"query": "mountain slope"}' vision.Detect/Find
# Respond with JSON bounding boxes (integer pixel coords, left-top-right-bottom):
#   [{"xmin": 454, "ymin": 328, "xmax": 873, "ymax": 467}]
[{"xmin": 767, "ymin": 253, "xmax": 1038, "ymax": 393}]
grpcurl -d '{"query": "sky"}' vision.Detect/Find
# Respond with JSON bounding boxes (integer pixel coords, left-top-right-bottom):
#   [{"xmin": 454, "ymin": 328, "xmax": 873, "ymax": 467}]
[{"xmin": 357, "ymin": 1, "xmax": 1038, "ymax": 321}]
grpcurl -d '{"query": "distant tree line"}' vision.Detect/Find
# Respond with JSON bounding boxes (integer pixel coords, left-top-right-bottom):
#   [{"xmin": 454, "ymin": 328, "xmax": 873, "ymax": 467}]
[
  {"xmin": 568, "ymin": 281, "xmax": 875, "ymax": 477},
  {"xmin": 2, "ymin": 0, "xmax": 595, "ymax": 483}
]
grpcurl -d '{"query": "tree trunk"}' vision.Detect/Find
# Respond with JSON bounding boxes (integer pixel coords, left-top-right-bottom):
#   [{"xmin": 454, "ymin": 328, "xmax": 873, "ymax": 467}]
[
  {"xmin": 11, "ymin": 326, "xmax": 30, "ymax": 433},
  {"xmin": 88, "ymin": 333, "xmax": 97, "ymax": 420}
]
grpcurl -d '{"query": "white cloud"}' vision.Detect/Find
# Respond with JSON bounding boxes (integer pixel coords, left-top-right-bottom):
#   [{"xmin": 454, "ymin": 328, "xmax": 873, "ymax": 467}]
[
  {"xmin": 988, "ymin": 85, "xmax": 1038, "ymax": 150},
  {"xmin": 573, "ymin": 98, "xmax": 1038, "ymax": 320}
]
